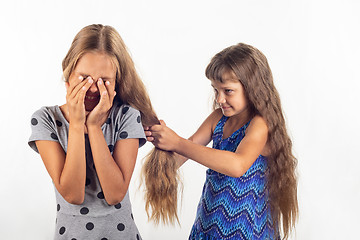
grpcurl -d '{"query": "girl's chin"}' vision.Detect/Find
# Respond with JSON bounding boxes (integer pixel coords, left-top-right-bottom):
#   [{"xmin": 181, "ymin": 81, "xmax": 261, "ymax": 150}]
[{"xmin": 221, "ymin": 109, "xmax": 232, "ymax": 116}]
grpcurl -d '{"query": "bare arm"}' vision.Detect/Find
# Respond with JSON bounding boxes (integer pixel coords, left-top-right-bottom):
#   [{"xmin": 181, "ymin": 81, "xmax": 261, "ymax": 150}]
[
  {"xmin": 145, "ymin": 109, "xmax": 222, "ymax": 168},
  {"xmin": 36, "ymin": 123, "xmax": 86, "ymax": 204},
  {"xmin": 87, "ymin": 125, "xmax": 139, "ymax": 205},
  {"xmin": 35, "ymin": 76, "xmax": 94, "ymax": 204},
  {"xmin": 85, "ymin": 77, "xmax": 138, "ymax": 205},
  {"xmin": 149, "ymin": 114, "xmax": 268, "ymax": 177}
]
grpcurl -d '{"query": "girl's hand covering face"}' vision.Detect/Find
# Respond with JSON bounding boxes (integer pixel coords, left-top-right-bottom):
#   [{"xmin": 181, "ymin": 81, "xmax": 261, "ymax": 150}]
[
  {"xmin": 85, "ymin": 78, "xmax": 116, "ymax": 127},
  {"xmin": 65, "ymin": 75, "xmax": 94, "ymax": 125}
]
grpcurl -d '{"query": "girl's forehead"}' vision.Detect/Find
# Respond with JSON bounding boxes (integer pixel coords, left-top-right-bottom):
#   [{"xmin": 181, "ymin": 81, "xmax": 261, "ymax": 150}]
[{"xmin": 74, "ymin": 52, "xmax": 116, "ymax": 78}]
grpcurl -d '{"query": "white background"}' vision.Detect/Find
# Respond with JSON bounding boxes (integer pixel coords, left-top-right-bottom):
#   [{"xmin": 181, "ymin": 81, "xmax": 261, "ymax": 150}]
[{"xmin": 1, "ymin": 0, "xmax": 359, "ymax": 239}]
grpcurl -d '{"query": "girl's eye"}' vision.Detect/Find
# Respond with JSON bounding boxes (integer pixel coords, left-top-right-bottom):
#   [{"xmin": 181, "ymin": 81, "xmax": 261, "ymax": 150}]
[{"xmin": 225, "ymin": 89, "xmax": 233, "ymax": 94}]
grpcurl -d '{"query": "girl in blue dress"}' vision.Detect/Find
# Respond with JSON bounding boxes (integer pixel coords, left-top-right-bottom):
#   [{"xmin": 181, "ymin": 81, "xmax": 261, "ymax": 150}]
[{"xmin": 145, "ymin": 43, "xmax": 298, "ymax": 239}]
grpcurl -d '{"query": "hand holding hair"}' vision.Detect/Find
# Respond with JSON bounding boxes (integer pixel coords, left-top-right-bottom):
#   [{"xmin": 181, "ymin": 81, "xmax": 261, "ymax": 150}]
[{"xmin": 146, "ymin": 120, "xmax": 181, "ymax": 152}]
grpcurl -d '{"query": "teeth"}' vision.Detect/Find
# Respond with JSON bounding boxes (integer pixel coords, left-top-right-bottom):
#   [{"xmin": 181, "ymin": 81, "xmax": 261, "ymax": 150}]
[{"xmin": 86, "ymin": 96, "xmax": 97, "ymax": 100}]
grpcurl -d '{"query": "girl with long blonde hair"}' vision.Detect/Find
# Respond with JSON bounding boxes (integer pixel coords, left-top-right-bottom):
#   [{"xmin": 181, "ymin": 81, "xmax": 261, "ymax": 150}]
[
  {"xmin": 145, "ymin": 43, "xmax": 298, "ymax": 239},
  {"xmin": 28, "ymin": 24, "xmax": 166, "ymax": 239}
]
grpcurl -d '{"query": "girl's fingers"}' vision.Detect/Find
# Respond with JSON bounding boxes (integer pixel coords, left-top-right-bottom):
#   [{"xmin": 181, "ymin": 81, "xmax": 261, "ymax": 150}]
[
  {"xmin": 97, "ymin": 79, "xmax": 109, "ymax": 105},
  {"xmin": 144, "ymin": 130, "xmax": 152, "ymax": 137},
  {"xmin": 159, "ymin": 120, "xmax": 167, "ymax": 126},
  {"xmin": 149, "ymin": 124, "xmax": 163, "ymax": 132},
  {"xmin": 66, "ymin": 76, "xmax": 83, "ymax": 95},
  {"xmin": 67, "ymin": 76, "xmax": 90, "ymax": 100},
  {"xmin": 103, "ymin": 79, "xmax": 115, "ymax": 102},
  {"xmin": 146, "ymin": 136, "xmax": 154, "ymax": 142},
  {"xmin": 76, "ymin": 77, "xmax": 94, "ymax": 103}
]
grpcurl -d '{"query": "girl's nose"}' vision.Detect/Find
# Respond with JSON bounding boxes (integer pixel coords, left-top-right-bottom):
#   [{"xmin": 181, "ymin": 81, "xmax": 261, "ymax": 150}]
[
  {"xmin": 88, "ymin": 80, "xmax": 99, "ymax": 93},
  {"xmin": 216, "ymin": 94, "xmax": 226, "ymax": 104}
]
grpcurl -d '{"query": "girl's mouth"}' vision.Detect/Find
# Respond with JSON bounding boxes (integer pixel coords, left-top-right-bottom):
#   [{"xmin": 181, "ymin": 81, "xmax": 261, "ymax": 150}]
[
  {"xmin": 221, "ymin": 106, "xmax": 231, "ymax": 110},
  {"xmin": 85, "ymin": 95, "xmax": 100, "ymax": 102}
]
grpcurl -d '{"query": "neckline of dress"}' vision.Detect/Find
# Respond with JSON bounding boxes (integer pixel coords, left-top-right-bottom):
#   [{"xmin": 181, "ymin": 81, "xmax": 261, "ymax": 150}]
[{"xmin": 220, "ymin": 116, "xmax": 251, "ymax": 141}]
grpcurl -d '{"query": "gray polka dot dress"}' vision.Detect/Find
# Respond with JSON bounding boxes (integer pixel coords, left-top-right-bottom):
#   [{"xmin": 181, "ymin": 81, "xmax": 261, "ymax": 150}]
[{"xmin": 28, "ymin": 103, "xmax": 145, "ymax": 240}]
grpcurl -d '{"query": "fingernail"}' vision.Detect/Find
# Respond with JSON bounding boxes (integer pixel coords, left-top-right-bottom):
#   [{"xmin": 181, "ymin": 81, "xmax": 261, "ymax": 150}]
[
  {"xmin": 88, "ymin": 78, "xmax": 93, "ymax": 84},
  {"xmin": 98, "ymin": 80, "xmax": 103, "ymax": 85},
  {"xmin": 106, "ymin": 81, "xmax": 110, "ymax": 86},
  {"xmin": 114, "ymin": 91, "xmax": 116, "ymax": 96},
  {"xmin": 78, "ymin": 76, "xmax": 83, "ymax": 80}
]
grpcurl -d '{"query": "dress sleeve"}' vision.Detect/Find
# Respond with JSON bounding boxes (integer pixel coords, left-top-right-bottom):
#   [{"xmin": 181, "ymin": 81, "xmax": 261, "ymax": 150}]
[
  {"xmin": 28, "ymin": 107, "xmax": 59, "ymax": 153},
  {"xmin": 115, "ymin": 105, "xmax": 146, "ymax": 148}
]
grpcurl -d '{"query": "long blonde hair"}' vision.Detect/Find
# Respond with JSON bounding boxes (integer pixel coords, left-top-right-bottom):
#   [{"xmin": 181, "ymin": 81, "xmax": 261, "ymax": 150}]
[
  {"xmin": 62, "ymin": 24, "xmax": 180, "ymax": 224},
  {"xmin": 206, "ymin": 43, "xmax": 298, "ymax": 239}
]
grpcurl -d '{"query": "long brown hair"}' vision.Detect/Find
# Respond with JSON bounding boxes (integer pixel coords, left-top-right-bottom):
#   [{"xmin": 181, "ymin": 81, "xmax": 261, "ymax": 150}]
[
  {"xmin": 62, "ymin": 24, "xmax": 180, "ymax": 224},
  {"xmin": 206, "ymin": 43, "xmax": 298, "ymax": 239}
]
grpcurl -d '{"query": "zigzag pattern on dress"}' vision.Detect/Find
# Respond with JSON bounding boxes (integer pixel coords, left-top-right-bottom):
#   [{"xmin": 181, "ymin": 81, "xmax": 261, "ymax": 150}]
[{"xmin": 189, "ymin": 116, "xmax": 277, "ymax": 240}]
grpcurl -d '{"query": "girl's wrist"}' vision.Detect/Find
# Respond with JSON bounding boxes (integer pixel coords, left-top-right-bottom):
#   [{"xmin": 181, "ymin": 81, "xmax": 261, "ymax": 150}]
[
  {"xmin": 67, "ymin": 113, "xmax": 86, "ymax": 127},
  {"xmin": 174, "ymin": 136, "xmax": 186, "ymax": 153},
  {"xmin": 86, "ymin": 123, "xmax": 102, "ymax": 132},
  {"xmin": 69, "ymin": 123, "xmax": 85, "ymax": 133}
]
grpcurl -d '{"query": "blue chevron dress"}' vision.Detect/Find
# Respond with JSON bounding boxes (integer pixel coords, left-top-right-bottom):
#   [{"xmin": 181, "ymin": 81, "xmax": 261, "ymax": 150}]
[{"xmin": 189, "ymin": 116, "xmax": 278, "ymax": 240}]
